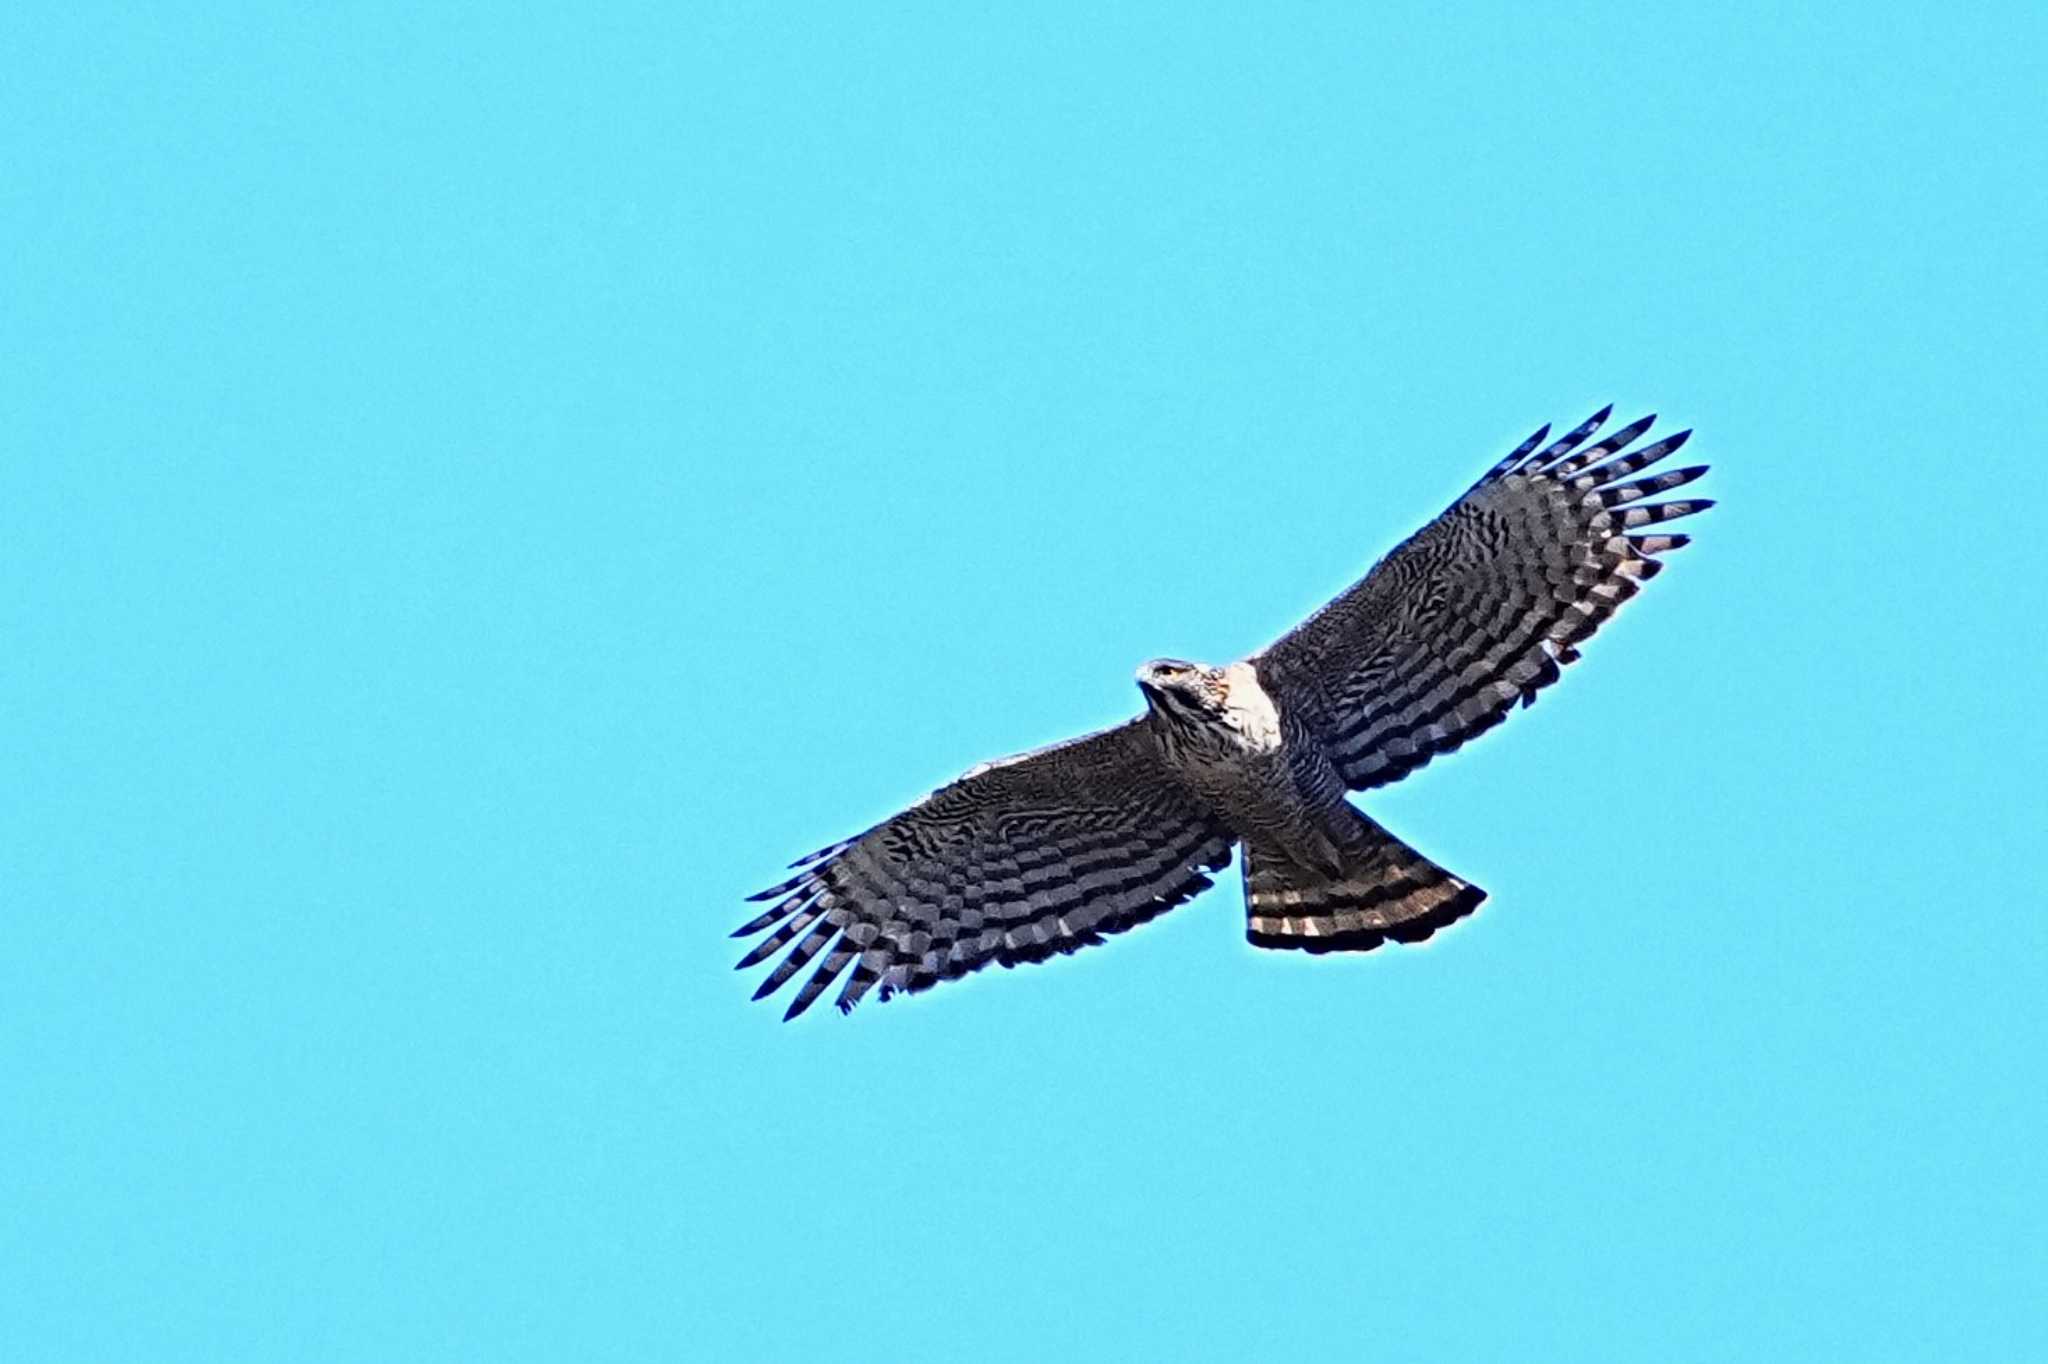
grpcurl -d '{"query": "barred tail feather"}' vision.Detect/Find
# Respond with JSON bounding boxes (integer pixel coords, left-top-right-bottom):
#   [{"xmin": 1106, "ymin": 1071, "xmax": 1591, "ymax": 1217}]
[{"xmin": 1244, "ymin": 812, "xmax": 1485, "ymax": 954}]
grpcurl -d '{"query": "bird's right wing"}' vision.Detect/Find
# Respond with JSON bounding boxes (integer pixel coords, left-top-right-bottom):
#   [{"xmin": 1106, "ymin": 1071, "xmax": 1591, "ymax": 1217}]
[
  {"xmin": 735, "ymin": 720, "xmax": 1234, "ymax": 1019},
  {"xmin": 1256, "ymin": 407, "xmax": 1711, "ymax": 791}
]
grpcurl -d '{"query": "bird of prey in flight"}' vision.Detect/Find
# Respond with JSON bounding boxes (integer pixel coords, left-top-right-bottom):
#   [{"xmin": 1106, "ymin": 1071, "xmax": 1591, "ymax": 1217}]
[{"xmin": 737, "ymin": 406, "xmax": 1711, "ymax": 1019}]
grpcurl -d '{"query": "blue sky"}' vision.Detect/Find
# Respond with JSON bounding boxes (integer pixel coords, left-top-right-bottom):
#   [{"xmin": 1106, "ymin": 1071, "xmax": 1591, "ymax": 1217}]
[{"xmin": 3, "ymin": 3, "xmax": 2043, "ymax": 1360}]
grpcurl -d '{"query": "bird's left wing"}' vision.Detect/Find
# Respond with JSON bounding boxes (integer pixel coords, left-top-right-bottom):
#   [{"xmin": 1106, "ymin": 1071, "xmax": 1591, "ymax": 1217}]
[
  {"xmin": 735, "ymin": 720, "xmax": 1234, "ymax": 1019},
  {"xmin": 1255, "ymin": 407, "xmax": 1711, "ymax": 791}
]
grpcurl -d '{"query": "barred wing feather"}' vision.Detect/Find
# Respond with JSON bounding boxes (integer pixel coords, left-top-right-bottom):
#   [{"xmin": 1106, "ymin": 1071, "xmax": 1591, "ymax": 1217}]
[
  {"xmin": 1256, "ymin": 407, "xmax": 1712, "ymax": 791},
  {"xmin": 735, "ymin": 721, "xmax": 1234, "ymax": 1018}
]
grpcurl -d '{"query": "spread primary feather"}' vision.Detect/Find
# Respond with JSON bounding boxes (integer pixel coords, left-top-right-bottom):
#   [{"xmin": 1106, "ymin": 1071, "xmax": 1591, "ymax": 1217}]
[{"xmin": 735, "ymin": 406, "xmax": 1713, "ymax": 1018}]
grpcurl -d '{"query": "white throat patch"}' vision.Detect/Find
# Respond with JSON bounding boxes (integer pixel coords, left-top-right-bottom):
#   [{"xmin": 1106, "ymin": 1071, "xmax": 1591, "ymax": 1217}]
[{"xmin": 1219, "ymin": 661, "xmax": 1283, "ymax": 751}]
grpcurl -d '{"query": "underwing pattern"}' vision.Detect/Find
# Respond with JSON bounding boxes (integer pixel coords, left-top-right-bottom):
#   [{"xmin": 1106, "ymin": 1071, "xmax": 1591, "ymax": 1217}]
[{"xmin": 737, "ymin": 406, "xmax": 1712, "ymax": 1017}]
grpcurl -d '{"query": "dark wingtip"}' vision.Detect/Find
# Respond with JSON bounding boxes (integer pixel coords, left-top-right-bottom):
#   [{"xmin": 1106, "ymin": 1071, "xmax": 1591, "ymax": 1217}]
[
  {"xmin": 1504, "ymin": 423, "xmax": 1552, "ymax": 473},
  {"xmin": 731, "ymin": 900, "xmax": 799, "ymax": 938},
  {"xmin": 1509, "ymin": 423, "xmax": 1551, "ymax": 461}
]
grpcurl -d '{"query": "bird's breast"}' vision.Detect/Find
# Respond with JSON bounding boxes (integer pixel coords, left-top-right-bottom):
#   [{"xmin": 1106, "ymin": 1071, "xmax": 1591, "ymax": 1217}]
[{"xmin": 1218, "ymin": 661, "xmax": 1284, "ymax": 753}]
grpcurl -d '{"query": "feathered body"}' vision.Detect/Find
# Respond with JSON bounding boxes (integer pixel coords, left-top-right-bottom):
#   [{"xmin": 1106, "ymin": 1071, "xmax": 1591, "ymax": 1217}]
[
  {"xmin": 1139, "ymin": 660, "xmax": 1350, "ymax": 875},
  {"xmin": 736, "ymin": 406, "xmax": 1713, "ymax": 1018}
]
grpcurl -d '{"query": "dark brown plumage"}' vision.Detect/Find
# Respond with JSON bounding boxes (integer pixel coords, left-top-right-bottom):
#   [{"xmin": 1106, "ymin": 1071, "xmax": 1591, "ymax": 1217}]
[{"xmin": 738, "ymin": 406, "xmax": 1711, "ymax": 1018}]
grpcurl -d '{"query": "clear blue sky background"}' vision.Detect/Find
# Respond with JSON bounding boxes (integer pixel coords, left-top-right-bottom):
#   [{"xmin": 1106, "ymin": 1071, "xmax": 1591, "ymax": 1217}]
[{"xmin": 3, "ymin": 4, "xmax": 2043, "ymax": 1360}]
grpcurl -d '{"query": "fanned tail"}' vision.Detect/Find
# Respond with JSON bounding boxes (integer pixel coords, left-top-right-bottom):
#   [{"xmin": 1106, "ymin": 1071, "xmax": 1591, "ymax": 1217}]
[{"xmin": 1244, "ymin": 808, "xmax": 1485, "ymax": 953}]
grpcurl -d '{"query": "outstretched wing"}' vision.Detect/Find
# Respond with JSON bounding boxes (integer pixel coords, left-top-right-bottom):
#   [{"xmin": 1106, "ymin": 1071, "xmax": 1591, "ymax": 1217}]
[
  {"xmin": 735, "ymin": 721, "xmax": 1235, "ymax": 1019},
  {"xmin": 1256, "ymin": 407, "xmax": 1711, "ymax": 790}
]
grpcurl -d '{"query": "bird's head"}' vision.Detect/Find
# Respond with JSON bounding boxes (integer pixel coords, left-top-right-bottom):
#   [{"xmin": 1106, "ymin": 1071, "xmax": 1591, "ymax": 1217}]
[{"xmin": 1135, "ymin": 658, "xmax": 1226, "ymax": 724}]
